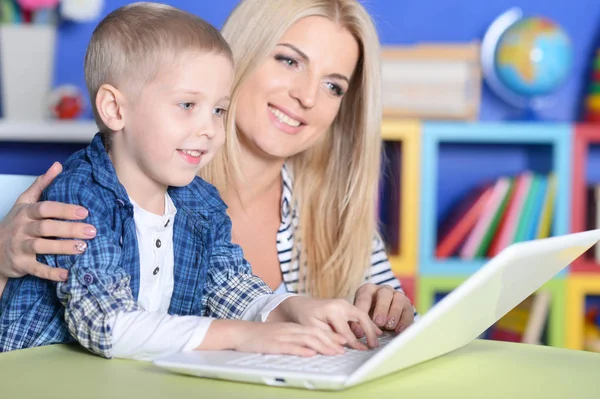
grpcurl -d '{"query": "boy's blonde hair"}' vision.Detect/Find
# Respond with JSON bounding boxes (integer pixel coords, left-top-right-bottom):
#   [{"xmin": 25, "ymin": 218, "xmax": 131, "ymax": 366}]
[
  {"xmin": 84, "ymin": 2, "xmax": 232, "ymax": 140},
  {"xmin": 201, "ymin": 0, "xmax": 384, "ymax": 299}
]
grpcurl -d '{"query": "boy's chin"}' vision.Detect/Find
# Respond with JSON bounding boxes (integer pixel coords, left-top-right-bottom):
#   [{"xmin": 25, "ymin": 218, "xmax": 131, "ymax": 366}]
[{"xmin": 165, "ymin": 174, "xmax": 197, "ymax": 188}]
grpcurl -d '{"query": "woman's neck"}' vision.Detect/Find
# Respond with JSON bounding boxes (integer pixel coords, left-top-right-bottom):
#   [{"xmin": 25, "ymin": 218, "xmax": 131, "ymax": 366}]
[{"xmin": 227, "ymin": 146, "xmax": 285, "ymax": 208}]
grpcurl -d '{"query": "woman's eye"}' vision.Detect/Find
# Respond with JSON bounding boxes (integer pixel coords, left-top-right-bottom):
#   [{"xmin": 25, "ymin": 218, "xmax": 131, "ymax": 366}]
[
  {"xmin": 179, "ymin": 102, "xmax": 195, "ymax": 111},
  {"xmin": 275, "ymin": 54, "xmax": 299, "ymax": 68},
  {"xmin": 326, "ymin": 82, "xmax": 344, "ymax": 97}
]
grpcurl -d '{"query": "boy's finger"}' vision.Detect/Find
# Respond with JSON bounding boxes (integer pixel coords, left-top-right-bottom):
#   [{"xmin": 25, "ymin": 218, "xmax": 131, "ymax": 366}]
[
  {"xmin": 329, "ymin": 318, "xmax": 368, "ymax": 351},
  {"xmin": 313, "ymin": 329, "xmax": 346, "ymax": 353},
  {"xmin": 354, "ymin": 312, "xmax": 381, "ymax": 349},
  {"xmin": 277, "ymin": 343, "xmax": 316, "ymax": 357},
  {"xmin": 284, "ymin": 333, "xmax": 337, "ymax": 356}
]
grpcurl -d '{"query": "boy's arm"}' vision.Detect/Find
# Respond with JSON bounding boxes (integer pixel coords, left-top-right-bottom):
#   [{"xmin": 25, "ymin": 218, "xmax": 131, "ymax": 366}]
[
  {"xmin": 45, "ymin": 179, "xmax": 139, "ymax": 357},
  {"xmin": 48, "ymin": 180, "xmax": 220, "ymax": 360},
  {"xmin": 201, "ymin": 212, "xmax": 290, "ymax": 320}
]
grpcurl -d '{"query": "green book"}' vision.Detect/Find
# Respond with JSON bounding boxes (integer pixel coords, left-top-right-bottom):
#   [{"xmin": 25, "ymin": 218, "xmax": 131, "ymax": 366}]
[
  {"xmin": 475, "ymin": 177, "xmax": 515, "ymax": 258},
  {"xmin": 514, "ymin": 174, "xmax": 541, "ymax": 243}
]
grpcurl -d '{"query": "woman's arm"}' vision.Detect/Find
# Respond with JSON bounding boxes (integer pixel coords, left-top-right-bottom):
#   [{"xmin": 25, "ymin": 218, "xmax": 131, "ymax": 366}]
[{"xmin": 0, "ymin": 162, "xmax": 96, "ymax": 295}]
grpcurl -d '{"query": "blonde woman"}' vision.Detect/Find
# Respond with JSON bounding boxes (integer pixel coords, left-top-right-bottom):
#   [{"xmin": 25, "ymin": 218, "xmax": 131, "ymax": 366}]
[{"xmin": 0, "ymin": 0, "xmax": 414, "ymax": 336}]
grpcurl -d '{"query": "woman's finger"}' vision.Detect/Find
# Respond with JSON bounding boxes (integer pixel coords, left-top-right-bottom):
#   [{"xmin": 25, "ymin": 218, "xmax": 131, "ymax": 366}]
[
  {"xmin": 385, "ymin": 291, "xmax": 409, "ymax": 331},
  {"xmin": 353, "ymin": 284, "xmax": 375, "ymax": 314},
  {"xmin": 371, "ymin": 286, "xmax": 394, "ymax": 327},
  {"xmin": 16, "ymin": 162, "xmax": 62, "ymax": 204},
  {"xmin": 25, "ymin": 219, "xmax": 96, "ymax": 240},
  {"xmin": 27, "ymin": 201, "xmax": 90, "ymax": 222},
  {"xmin": 16, "ymin": 259, "xmax": 68, "ymax": 282},
  {"xmin": 22, "ymin": 237, "xmax": 88, "ymax": 256},
  {"xmin": 395, "ymin": 302, "xmax": 415, "ymax": 334}
]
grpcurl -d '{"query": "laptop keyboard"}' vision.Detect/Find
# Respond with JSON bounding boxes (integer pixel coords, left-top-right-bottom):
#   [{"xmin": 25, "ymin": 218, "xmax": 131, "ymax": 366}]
[{"xmin": 227, "ymin": 332, "xmax": 395, "ymax": 373}]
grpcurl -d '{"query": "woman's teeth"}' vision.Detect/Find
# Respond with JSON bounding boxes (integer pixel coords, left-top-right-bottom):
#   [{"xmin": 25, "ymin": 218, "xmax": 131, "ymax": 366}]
[{"xmin": 269, "ymin": 106, "xmax": 301, "ymax": 127}]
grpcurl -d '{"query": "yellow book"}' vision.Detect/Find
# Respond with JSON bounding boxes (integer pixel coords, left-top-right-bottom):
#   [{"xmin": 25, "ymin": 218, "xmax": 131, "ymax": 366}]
[{"xmin": 536, "ymin": 173, "xmax": 556, "ymax": 239}]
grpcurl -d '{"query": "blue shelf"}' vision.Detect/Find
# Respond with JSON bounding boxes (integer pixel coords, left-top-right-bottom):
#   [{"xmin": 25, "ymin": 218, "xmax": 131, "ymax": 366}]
[{"xmin": 419, "ymin": 122, "xmax": 572, "ymax": 276}]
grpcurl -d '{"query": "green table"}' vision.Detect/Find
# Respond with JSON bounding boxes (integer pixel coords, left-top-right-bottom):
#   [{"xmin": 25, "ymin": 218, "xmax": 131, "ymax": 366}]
[{"xmin": 1, "ymin": 340, "xmax": 598, "ymax": 398}]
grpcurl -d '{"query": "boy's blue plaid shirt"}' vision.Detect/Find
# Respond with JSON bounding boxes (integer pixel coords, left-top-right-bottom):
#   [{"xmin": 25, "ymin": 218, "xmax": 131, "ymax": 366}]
[{"xmin": 0, "ymin": 133, "xmax": 272, "ymax": 356}]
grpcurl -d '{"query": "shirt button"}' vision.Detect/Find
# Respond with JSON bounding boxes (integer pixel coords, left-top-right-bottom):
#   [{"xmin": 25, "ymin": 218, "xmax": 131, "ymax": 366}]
[
  {"xmin": 155, "ymin": 239, "xmax": 161, "ymax": 248},
  {"xmin": 83, "ymin": 273, "xmax": 94, "ymax": 284},
  {"xmin": 153, "ymin": 267, "xmax": 160, "ymax": 275}
]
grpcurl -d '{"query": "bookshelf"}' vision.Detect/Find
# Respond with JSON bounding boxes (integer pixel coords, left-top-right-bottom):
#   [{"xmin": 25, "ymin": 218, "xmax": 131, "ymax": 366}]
[
  {"xmin": 0, "ymin": 120, "xmax": 96, "ymax": 142},
  {"xmin": 571, "ymin": 124, "xmax": 600, "ymax": 273},
  {"xmin": 417, "ymin": 276, "xmax": 566, "ymax": 347},
  {"xmin": 566, "ymin": 275, "xmax": 600, "ymax": 350},
  {"xmin": 380, "ymin": 119, "xmax": 420, "ymax": 277},
  {"xmin": 377, "ymin": 120, "xmax": 600, "ymax": 350},
  {"xmin": 418, "ymin": 122, "xmax": 572, "ymax": 276}
]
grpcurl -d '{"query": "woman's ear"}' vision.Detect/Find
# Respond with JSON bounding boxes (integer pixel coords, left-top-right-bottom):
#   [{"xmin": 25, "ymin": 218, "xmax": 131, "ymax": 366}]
[{"xmin": 95, "ymin": 84, "xmax": 126, "ymax": 131}]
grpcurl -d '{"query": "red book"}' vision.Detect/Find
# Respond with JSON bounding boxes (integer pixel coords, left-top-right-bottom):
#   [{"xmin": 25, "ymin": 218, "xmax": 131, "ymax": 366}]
[{"xmin": 436, "ymin": 184, "xmax": 493, "ymax": 258}]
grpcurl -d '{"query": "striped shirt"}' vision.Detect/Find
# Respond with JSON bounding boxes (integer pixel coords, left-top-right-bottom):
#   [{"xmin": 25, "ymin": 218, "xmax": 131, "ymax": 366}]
[{"xmin": 277, "ymin": 164, "xmax": 403, "ymax": 294}]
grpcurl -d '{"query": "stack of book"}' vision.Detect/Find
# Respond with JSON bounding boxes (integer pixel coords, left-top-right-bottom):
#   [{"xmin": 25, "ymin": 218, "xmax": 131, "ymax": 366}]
[{"xmin": 436, "ymin": 171, "xmax": 557, "ymax": 259}]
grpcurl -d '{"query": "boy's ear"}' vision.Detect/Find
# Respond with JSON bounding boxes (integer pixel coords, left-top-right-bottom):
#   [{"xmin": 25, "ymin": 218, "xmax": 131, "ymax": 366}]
[{"xmin": 96, "ymin": 84, "xmax": 126, "ymax": 131}]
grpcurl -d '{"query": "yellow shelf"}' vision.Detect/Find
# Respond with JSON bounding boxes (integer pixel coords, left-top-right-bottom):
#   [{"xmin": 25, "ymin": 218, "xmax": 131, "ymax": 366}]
[
  {"xmin": 566, "ymin": 274, "xmax": 600, "ymax": 350},
  {"xmin": 380, "ymin": 119, "xmax": 420, "ymax": 276}
]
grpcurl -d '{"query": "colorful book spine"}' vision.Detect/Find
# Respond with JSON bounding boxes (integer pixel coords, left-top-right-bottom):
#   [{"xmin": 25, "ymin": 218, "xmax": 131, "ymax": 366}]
[
  {"xmin": 514, "ymin": 174, "xmax": 541, "ymax": 243},
  {"xmin": 525, "ymin": 175, "xmax": 548, "ymax": 241},
  {"xmin": 536, "ymin": 173, "xmax": 557, "ymax": 239},
  {"xmin": 436, "ymin": 184, "xmax": 493, "ymax": 258},
  {"xmin": 460, "ymin": 177, "xmax": 511, "ymax": 259},
  {"xmin": 488, "ymin": 172, "xmax": 533, "ymax": 257}
]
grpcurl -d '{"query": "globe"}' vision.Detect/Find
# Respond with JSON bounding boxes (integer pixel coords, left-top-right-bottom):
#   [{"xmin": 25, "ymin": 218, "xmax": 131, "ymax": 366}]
[{"xmin": 481, "ymin": 8, "xmax": 573, "ymax": 117}]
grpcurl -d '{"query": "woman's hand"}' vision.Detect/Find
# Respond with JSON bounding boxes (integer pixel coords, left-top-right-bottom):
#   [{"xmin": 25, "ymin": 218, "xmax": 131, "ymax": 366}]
[
  {"xmin": 352, "ymin": 283, "xmax": 415, "ymax": 336},
  {"xmin": 267, "ymin": 296, "xmax": 382, "ymax": 350},
  {"xmin": 0, "ymin": 162, "xmax": 96, "ymax": 283}
]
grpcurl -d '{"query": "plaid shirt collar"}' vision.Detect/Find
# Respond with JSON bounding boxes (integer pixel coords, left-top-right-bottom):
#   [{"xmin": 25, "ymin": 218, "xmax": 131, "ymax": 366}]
[{"xmin": 86, "ymin": 133, "xmax": 226, "ymax": 219}]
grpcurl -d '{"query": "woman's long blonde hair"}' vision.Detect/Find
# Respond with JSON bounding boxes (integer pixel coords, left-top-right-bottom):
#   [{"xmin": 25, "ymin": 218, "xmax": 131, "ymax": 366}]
[{"xmin": 201, "ymin": 0, "xmax": 383, "ymax": 299}]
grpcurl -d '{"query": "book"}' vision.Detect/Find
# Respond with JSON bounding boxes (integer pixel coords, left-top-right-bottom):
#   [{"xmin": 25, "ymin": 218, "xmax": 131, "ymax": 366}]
[
  {"xmin": 436, "ymin": 183, "xmax": 493, "ymax": 258},
  {"xmin": 488, "ymin": 172, "xmax": 533, "ymax": 257},
  {"xmin": 460, "ymin": 177, "xmax": 511, "ymax": 259},
  {"xmin": 536, "ymin": 173, "xmax": 557, "ymax": 239},
  {"xmin": 514, "ymin": 174, "xmax": 541, "ymax": 243},
  {"xmin": 523, "ymin": 291, "xmax": 552, "ymax": 345},
  {"xmin": 525, "ymin": 175, "xmax": 547, "ymax": 241}
]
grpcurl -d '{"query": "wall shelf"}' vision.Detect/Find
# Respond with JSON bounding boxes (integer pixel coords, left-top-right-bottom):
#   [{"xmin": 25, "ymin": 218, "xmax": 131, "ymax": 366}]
[
  {"xmin": 0, "ymin": 120, "xmax": 96, "ymax": 142},
  {"xmin": 418, "ymin": 122, "xmax": 572, "ymax": 276}
]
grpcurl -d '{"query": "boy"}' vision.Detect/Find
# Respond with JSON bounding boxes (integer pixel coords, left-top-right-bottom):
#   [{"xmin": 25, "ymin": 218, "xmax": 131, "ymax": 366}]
[{"xmin": 0, "ymin": 3, "xmax": 380, "ymax": 359}]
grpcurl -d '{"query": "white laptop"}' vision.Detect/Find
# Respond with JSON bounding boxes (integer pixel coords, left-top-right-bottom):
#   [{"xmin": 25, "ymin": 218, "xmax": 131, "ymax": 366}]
[{"xmin": 153, "ymin": 229, "xmax": 600, "ymax": 391}]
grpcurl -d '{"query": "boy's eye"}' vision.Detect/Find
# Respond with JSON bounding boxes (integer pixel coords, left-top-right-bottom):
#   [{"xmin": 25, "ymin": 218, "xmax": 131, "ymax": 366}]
[
  {"xmin": 213, "ymin": 107, "xmax": 228, "ymax": 117},
  {"xmin": 179, "ymin": 102, "xmax": 195, "ymax": 110}
]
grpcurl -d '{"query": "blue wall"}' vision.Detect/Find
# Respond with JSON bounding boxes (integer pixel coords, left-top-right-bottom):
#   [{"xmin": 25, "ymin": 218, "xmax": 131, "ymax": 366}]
[
  {"xmin": 4, "ymin": 0, "xmax": 600, "ymax": 176},
  {"xmin": 54, "ymin": 0, "xmax": 600, "ymax": 122}
]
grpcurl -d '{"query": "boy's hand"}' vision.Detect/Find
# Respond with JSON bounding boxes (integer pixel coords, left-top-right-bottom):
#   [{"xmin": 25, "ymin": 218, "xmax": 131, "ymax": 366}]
[
  {"xmin": 268, "ymin": 297, "xmax": 382, "ymax": 350},
  {"xmin": 201, "ymin": 319, "xmax": 346, "ymax": 357},
  {"xmin": 353, "ymin": 284, "xmax": 415, "ymax": 336}
]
